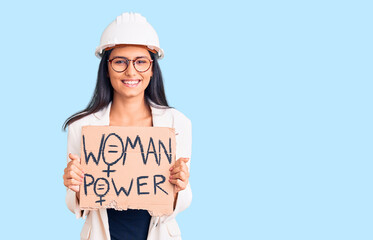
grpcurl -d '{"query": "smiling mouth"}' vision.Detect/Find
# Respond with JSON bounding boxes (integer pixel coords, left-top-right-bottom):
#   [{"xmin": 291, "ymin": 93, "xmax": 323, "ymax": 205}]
[{"xmin": 121, "ymin": 79, "xmax": 141, "ymax": 88}]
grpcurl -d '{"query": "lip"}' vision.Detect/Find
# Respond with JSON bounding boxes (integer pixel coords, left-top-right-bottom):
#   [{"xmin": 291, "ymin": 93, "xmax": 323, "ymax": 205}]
[{"xmin": 121, "ymin": 79, "xmax": 141, "ymax": 88}]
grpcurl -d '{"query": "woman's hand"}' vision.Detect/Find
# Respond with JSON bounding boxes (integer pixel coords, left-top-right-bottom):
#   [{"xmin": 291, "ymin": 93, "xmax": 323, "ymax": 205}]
[
  {"xmin": 63, "ymin": 153, "xmax": 85, "ymax": 195},
  {"xmin": 169, "ymin": 157, "xmax": 190, "ymax": 194}
]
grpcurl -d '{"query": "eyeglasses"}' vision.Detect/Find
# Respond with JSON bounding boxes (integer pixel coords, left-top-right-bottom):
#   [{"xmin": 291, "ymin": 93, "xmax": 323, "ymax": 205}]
[{"xmin": 108, "ymin": 57, "xmax": 153, "ymax": 73}]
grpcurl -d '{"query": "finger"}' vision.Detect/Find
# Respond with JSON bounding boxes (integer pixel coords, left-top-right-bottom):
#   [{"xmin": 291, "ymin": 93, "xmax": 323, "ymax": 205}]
[
  {"xmin": 175, "ymin": 157, "xmax": 189, "ymax": 163},
  {"xmin": 67, "ymin": 170, "xmax": 84, "ymax": 182},
  {"xmin": 170, "ymin": 166, "xmax": 182, "ymax": 175},
  {"xmin": 72, "ymin": 171, "xmax": 84, "ymax": 182},
  {"xmin": 169, "ymin": 161, "xmax": 180, "ymax": 171},
  {"xmin": 69, "ymin": 153, "xmax": 80, "ymax": 162},
  {"xmin": 169, "ymin": 157, "xmax": 185, "ymax": 171},
  {"xmin": 180, "ymin": 161, "xmax": 189, "ymax": 172},
  {"xmin": 169, "ymin": 178, "xmax": 186, "ymax": 190},
  {"xmin": 170, "ymin": 171, "xmax": 187, "ymax": 181},
  {"xmin": 64, "ymin": 178, "xmax": 82, "ymax": 188},
  {"xmin": 72, "ymin": 160, "xmax": 84, "ymax": 172},
  {"xmin": 68, "ymin": 185, "xmax": 80, "ymax": 193},
  {"xmin": 67, "ymin": 178, "xmax": 83, "ymax": 186},
  {"xmin": 67, "ymin": 159, "xmax": 81, "ymax": 170},
  {"xmin": 71, "ymin": 163, "xmax": 85, "ymax": 177},
  {"xmin": 171, "ymin": 163, "xmax": 188, "ymax": 175},
  {"xmin": 67, "ymin": 158, "xmax": 84, "ymax": 174},
  {"xmin": 168, "ymin": 178, "xmax": 180, "ymax": 185}
]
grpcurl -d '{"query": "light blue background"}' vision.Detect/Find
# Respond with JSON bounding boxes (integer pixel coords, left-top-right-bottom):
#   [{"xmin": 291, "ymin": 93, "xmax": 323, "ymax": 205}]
[{"xmin": 0, "ymin": 1, "xmax": 372, "ymax": 239}]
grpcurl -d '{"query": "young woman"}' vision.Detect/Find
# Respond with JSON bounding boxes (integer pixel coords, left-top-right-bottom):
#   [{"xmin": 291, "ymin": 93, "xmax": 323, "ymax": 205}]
[{"xmin": 62, "ymin": 12, "xmax": 192, "ymax": 240}]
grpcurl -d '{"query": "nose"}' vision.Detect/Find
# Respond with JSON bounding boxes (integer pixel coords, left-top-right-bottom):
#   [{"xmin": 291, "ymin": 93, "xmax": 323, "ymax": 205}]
[{"xmin": 125, "ymin": 60, "xmax": 137, "ymax": 76}]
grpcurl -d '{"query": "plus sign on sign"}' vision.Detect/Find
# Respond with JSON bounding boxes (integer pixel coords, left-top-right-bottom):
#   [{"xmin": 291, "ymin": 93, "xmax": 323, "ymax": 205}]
[{"xmin": 79, "ymin": 126, "xmax": 176, "ymax": 216}]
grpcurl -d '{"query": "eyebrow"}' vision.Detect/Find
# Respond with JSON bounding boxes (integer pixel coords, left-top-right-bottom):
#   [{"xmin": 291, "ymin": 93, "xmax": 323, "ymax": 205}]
[{"xmin": 112, "ymin": 55, "xmax": 149, "ymax": 59}]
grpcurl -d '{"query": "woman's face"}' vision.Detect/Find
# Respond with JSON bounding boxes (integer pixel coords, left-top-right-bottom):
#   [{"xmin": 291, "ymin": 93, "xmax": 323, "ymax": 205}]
[{"xmin": 108, "ymin": 45, "xmax": 153, "ymax": 99}]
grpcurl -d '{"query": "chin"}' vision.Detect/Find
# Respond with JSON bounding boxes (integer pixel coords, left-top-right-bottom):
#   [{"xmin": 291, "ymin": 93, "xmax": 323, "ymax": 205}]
[{"xmin": 115, "ymin": 90, "xmax": 145, "ymax": 99}]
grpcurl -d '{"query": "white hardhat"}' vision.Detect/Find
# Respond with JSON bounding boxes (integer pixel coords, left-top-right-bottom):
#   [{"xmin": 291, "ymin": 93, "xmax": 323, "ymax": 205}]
[{"xmin": 95, "ymin": 12, "xmax": 164, "ymax": 59}]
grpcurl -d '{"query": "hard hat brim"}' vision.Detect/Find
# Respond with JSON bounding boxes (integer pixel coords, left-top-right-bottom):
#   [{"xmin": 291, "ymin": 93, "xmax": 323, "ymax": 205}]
[{"xmin": 95, "ymin": 44, "xmax": 164, "ymax": 59}]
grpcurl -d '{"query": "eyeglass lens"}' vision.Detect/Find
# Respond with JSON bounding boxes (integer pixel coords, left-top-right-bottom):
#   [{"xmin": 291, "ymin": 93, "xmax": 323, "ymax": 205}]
[{"xmin": 111, "ymin": 57, "xmax": 151, "ymax": 72}]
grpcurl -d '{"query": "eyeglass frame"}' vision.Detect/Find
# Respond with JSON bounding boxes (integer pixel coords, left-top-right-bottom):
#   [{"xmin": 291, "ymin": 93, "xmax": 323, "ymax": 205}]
[{"xmin": 107, "ymin": 56, "xmax": 154, "ymax": 73}]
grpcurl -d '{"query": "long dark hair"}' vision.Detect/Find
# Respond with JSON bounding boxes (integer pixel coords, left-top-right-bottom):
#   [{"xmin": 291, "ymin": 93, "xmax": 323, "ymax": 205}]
[{"xmin": 62, "ymin": 49, "xmax": 170, "ymax": 130}]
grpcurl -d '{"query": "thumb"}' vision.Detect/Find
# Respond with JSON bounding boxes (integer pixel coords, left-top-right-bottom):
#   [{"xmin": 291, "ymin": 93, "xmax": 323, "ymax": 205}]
[
  {"xmin": 181, "ymin": 158, "xmax": 190, "ymax": 163},
  {"xmin": 69, "ymin": 153, "xmax": 80, "ymax": 161}
]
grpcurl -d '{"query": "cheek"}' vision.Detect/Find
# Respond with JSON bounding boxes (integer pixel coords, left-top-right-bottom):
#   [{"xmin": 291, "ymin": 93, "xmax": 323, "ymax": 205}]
[
  {"xmin": 108, "ymin": 69, "xmax": 120, "ymax": 81},
  {"xmin": 142, "ymin": 73, "xmax": 152, "ymax": 87},
  {"xmin": 108, "ymin": 68, "xmax": 115, "ymax": 79},
  {"xmin": 108, "ymin": 72, "xmax": 121, "ymax": 90},
  {"xmin": 146, "ymin": 70, "xmax": 153, "ymax": 82}
]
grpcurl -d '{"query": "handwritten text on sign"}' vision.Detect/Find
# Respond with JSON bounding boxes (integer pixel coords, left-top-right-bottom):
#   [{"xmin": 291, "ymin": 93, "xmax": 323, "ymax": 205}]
[{"xmin": 79, "ymin": 126, "xmax": 176, "ymax": 216}]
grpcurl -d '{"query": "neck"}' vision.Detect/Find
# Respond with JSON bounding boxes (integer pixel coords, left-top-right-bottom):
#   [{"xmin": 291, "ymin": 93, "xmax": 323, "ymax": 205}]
[{"xmin": 110, "ymin": 93, "xmax": 151, "ymax": 125}]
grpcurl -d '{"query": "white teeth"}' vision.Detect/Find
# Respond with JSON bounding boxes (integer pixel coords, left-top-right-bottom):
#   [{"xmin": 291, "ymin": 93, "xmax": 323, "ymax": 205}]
[{"xmin": 123, "ymin": 80, "xmax": 140, "ymax": 84}]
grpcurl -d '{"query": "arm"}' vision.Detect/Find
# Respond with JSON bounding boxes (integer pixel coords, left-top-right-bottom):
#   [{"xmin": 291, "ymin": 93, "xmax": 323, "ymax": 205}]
[
  {"xmin": 64, "ymin": 123, "xmax": 85, "ymax": 219},
  {"xmin": 164, "ymin": 117, "xmax": 192, "ymax": 222}
]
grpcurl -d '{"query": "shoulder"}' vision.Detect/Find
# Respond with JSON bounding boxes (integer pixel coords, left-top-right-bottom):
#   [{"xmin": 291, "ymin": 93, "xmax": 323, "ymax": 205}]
[
  {"xmin": 164, "ymin": 108, "xmax": 192, "ymax": 135},
  {"xmin": 68, "ymin": 113, "xmax": 97, "ymax": 132},
  {"xmin": 150, "ymin": 101, "xmax": 191, "ymax": 129},
  {"xmin": 166, "ymin": 108, "xmax": 192, "ymax": 157},
  {"xmin": 154, "ymin": 106, "xmax": 192, "ymax": 130},
  {"xmin": 68, "ymin": 104, "xmax": 110, "ymax": 131},
  {"xmin": 168, "ymin": 108, "xmax": 192, "ymax": 126}
]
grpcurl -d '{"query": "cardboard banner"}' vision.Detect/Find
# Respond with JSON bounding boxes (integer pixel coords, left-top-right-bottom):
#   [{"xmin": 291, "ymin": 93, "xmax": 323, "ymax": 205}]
[{"xmin": 79, "ymin": 126, "xmax": 176, "ymax": 216}]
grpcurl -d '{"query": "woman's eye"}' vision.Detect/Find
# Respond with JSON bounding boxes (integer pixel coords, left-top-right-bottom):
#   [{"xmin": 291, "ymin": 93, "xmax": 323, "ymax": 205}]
[
  {"xmin": 136, "ymin": 60, "xmax": 147, "ymax": 65},
  {"xmin": 114, "ymin": 60, "xmax": 126, "ymax": 64}
]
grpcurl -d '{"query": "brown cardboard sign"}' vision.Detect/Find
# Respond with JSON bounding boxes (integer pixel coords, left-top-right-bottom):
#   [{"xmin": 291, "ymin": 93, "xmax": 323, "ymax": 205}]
[{"xmin": 79, "ymin": 126, "xmax": 176, "ymax": 216}]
